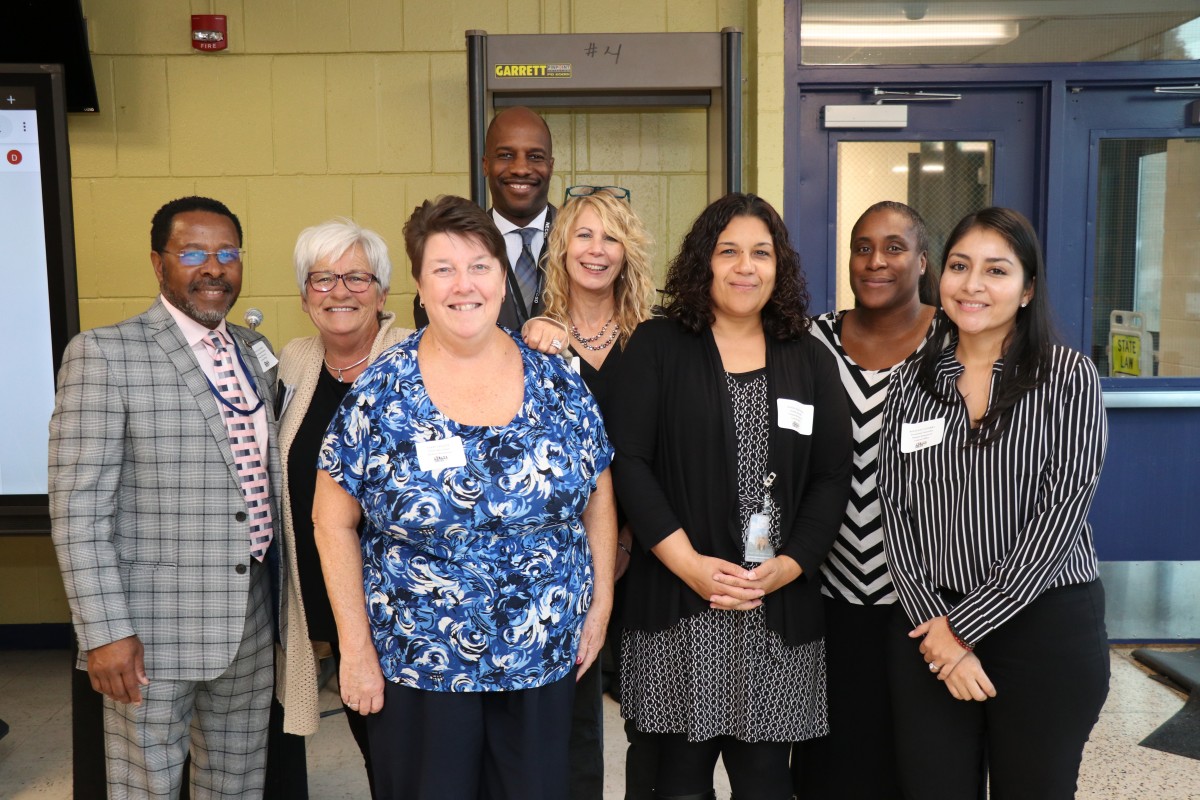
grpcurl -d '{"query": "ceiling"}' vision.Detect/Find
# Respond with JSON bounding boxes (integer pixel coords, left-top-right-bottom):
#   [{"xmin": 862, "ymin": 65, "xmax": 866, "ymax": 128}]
[{"xmin": 800, "ymin": 1, "xmax": 1200, "ymax": 64}]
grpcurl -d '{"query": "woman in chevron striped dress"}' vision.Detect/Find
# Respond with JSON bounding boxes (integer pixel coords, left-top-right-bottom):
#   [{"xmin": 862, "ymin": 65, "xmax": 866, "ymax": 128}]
[{"xmin": 793, "ymin": 201, "xmax": 939, "ymax": 799}]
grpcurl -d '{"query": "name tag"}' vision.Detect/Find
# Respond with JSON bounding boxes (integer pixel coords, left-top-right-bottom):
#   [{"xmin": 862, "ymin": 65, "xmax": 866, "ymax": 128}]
[
  {"xmin": 251, "ymin": 340, "xmax": 279, "ymax": 372},
  {"xmin": 900, "ymin": 418, "xmax": 946, "ymax": 453},
  {"xmin": 777, "ymin": 398, "xmax": 813, "ymax": 436},
  {"xmin": 415, "ymin": 436, "xmax": 467, "ymax": 473}
]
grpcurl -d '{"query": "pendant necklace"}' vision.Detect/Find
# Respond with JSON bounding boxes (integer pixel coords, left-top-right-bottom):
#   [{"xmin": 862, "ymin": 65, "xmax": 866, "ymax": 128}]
[{"xmin": 324, "ymin": 353, "xmax": 370, "ymax": 382}]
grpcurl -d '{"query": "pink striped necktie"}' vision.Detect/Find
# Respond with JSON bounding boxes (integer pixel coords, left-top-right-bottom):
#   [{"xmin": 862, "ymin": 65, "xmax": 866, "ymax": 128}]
[{"xmin": 204, "ymin": 331, "xmax": 273, "ymax": 561}]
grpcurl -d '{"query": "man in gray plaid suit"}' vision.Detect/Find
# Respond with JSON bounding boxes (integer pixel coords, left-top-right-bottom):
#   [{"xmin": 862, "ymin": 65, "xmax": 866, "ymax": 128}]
[{"xmin": 50, "ymin": 196, "xmax": 282, "ymax": 799}]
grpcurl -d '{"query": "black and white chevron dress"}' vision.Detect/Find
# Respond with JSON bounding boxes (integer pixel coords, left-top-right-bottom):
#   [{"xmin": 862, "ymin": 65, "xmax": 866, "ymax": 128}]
[{"xmin": 809, "ymin": 311, "xmax": 937, "ymax": 606}]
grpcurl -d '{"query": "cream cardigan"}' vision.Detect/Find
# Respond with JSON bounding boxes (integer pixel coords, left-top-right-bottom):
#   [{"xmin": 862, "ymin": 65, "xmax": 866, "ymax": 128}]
[{"xmin": 276, "ymin": 312, "xmax": 413, "ymax": 735}]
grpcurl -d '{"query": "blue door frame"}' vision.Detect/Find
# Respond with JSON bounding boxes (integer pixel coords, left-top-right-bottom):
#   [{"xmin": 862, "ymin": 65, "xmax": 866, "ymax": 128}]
[{"xmin": 783, "ymin": 1, "xmax": 1200, "ymax": 639}]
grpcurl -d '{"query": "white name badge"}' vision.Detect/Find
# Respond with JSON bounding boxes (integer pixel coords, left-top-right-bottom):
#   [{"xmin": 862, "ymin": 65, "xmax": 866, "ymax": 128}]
[
  {"xmin": 416, "ymin": 436, "xmax": 467, "ymax": 473},
  {"xmin": 777, "ymin": 398, "xmax": 814, "ymax": 436},
  {"xmin": 900, "ymin": 418, "xmax": 946, "ymax": 453},
  {"xmin": 251, "ymin": 340, "xmax": 279, "ymax": 372}
]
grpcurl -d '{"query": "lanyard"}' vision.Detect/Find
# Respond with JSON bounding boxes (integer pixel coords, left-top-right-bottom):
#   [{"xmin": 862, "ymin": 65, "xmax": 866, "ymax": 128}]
[
  {"xmin": 760, "ymin": 471, "xmax": 777, "ymax": 515},
  {"xmin": 205, "ymin": 337, "xmax": 264, "ymax": 416},
  {"xmin": 743, "ymin": 470, "xmax": 778, "ymax": 563},
  {"xmin": 528, "ymin": 214, "xmax": 552, "ymax": 312}
]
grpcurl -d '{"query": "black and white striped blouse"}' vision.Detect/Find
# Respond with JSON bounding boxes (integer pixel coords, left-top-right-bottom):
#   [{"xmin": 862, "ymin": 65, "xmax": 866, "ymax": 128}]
[
  {"xmin": 810, "ymin": 311, "xmax": 937, "ymax": 606},
  {"xmin": 878, "ymin": 342, "xmax": 1107, "ymax": 646}
]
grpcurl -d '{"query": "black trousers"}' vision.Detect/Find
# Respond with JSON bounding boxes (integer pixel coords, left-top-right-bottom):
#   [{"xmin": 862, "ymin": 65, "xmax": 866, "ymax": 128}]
[
  {"xmin": 568, "ymin": 661, "xmax": 604, "ymax": 800},
  {"xmin": 792, "ymin": 596, "xmax": 902, "ymax": 800},
  {"xmin": 887, "ymin": 580, "xmax": 1109, "ymax": 800},
  {"xmin": 651, "ymin": 733, "xmax": 792, "ymax": 800},
  {"xmin": 623, "ymin": 718, "xmax": 659, "ymax": 800},
  {"xmin": 367, "ymin": 670, "xmax": 577, "ymax": 800}
]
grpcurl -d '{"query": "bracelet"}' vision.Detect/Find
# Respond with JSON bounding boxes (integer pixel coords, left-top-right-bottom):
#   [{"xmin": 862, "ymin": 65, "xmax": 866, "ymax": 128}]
[
  {"xmin": 617, "ymin": 541, "xmax": 632, "ymax": 555},
  {"xmin": 948, "ymin": 622, "xmax": 973, "ymax": 651}
]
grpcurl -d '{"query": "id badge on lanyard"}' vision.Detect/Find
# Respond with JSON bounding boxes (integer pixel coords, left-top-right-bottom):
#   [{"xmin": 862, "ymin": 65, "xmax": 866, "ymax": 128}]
[{"xmin": 744, "ymin": 471, "xmax": 776, "ymax": 563}]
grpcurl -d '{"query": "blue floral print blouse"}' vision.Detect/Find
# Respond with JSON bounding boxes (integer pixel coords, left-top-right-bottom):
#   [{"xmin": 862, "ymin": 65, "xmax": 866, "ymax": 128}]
[{"xmin": 318, "ymin": 328, "xmax": 613, "ymax": 692}]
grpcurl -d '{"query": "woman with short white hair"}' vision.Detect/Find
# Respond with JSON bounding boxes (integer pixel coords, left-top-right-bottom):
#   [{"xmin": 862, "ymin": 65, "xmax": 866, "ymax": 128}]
[{"xmin": 276, "ymin": 217, "xmax": 412, "ymax": 797}]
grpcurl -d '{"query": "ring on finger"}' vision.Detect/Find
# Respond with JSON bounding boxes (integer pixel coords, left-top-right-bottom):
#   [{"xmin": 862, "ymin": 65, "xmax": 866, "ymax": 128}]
[
  {"xmin": 929, "ymin": 662, "xmax": 939, "ymax": 672},
  {"xmin": 550, "ymin": 338, "xmax": 563, "ymax": 350}
]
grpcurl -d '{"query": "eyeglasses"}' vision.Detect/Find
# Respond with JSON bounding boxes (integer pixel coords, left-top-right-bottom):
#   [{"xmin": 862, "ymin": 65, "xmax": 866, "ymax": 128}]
[
  {"xmin": 565, "ymin": 185, "xmax": 632, "ymax": 202},
  {"xmin": 167, "ymin": 248, "xmax": 245, "ymax": 267},
  {"xmin": 306, "ymin": 271, "xmax": 379, "ymax": 293}
]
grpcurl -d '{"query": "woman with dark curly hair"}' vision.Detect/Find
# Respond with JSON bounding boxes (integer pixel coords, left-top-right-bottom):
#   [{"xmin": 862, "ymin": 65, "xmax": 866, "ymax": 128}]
[{"xmin": 607, "ymin": 193, "xmax": 853, "ymax": 800}]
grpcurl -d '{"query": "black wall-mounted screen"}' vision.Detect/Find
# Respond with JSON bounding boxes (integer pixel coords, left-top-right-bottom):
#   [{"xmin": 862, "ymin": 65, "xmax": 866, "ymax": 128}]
[
  {"xmin": 0, "ymin": 64, "xmax": 80, "ymax": 533},
  {"xmin": 3, "ymin": 0, "xmax": 99, "ymax": 113}
]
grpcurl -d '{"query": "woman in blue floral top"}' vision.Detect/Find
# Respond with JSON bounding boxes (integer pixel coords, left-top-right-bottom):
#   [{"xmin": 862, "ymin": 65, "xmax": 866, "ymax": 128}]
[{"xmin": 313, "ymin": 195, "xmax": 617, "ymax": 800}]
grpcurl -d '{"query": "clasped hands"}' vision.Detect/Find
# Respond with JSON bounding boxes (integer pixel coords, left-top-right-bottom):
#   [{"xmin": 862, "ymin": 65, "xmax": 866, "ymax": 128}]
[
  {"xmin": 912, "ymin": 615, "xmax": 997, "ymax": 702},
  {"xmin": 687, "ymin": 552, "xmax": 802, "ymax": 611}
]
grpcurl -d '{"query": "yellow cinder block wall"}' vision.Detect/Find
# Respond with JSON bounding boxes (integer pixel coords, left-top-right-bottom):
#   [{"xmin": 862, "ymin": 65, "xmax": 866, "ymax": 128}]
[{"xmin": 1, "ymin": 0, "xmax": 785, "ymax": 626}]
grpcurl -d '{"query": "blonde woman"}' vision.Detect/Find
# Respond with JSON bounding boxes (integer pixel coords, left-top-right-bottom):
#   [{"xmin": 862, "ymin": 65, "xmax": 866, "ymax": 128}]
[
  {"xmin": 523, "ymin": 185, "xmax": 655, "ymax": 397},
  {"xmin": 522, "ymin": 185, "xmax": 657, "ymax": 799}
]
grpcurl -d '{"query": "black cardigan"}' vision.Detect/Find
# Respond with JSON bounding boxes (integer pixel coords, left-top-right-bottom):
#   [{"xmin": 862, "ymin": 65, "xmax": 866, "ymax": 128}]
[{"xmin": 608, "ymin": 317, "xmax": 853, "ymax": 646}]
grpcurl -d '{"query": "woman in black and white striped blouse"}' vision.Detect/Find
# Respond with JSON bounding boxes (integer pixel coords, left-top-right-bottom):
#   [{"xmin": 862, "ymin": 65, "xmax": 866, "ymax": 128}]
[
  {"xmin": 793, "ymin": 201, "xmax": 937, "ymax": 800},
  {"xmin": 878, "ymin": 207, "xmax": 1109, "ymax": 799}
]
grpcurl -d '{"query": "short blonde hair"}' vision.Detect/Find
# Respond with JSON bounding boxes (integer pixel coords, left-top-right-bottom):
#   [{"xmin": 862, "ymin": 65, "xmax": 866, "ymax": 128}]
[{"xmin": 542, "ymin": 193, "xmax": 655, "ymax": 346}]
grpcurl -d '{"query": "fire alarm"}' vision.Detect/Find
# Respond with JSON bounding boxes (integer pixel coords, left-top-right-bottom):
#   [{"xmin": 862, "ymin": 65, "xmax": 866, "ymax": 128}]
[{"xmin": 192, "ymin": 15, "xmax": 228, "ymax": 52}]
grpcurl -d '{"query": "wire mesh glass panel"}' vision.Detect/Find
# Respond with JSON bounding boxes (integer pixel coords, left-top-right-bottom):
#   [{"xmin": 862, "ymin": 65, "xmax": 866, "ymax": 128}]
[
  {"xmin": 1092, "ymin": 138, "xmax": 1200, "ymax": 378},
  {"xmin": 801, "ymin": 2, "xmax": 1200, "ymax": 66},
  {"xmin": 835, "ymin": 140, "xmax": 992, "ymax": 310}
]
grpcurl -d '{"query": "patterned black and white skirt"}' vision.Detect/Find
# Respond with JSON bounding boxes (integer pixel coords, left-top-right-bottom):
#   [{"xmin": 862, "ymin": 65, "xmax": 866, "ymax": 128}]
[{"xmin": 619, "ymin": 607, "xmax": 827, "ymax": 743}]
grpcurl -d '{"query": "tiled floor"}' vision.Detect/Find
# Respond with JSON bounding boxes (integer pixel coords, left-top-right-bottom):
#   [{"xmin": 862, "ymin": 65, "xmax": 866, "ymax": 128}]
[{"xmin": 1, "ymin": 647, "xmax": 1197, "ymax": 798}]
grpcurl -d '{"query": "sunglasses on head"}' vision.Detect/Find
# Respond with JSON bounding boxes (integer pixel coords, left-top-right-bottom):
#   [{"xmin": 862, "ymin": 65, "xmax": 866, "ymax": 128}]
[{"xmin": 564, "ymin": 185, "xmax": 632, "ymax": 203}]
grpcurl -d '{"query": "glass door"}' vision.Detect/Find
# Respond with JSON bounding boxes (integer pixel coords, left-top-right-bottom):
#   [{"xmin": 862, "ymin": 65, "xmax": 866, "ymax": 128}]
[
  {"xmin": 1056, "ymin": 86, "xmax": 1200, "ymax": 382},
  {"xmin": 1054, "ymin": 85, "xmax": 1199, "ymax": 639},
  {"xmin": 790, "ymin": 79, "xmax": 1200, "ymax": 638},
  {"xmin": 1091, "ymin": 137, "xmax": 1200, "ymax": 378},
  {"xmin": 792, "ymin": 86, "xmax": 1042, "ymax": 310},
  {"xmin": 833, "ymin": 139, "xmax": 994, "ymax": 308}
]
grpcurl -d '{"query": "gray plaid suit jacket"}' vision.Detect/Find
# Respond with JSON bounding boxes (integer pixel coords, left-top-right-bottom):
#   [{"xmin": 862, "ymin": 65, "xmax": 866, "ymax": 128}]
[{"xmin": 49, "ymin": 298, "xmax": 284, "ymax": 680}]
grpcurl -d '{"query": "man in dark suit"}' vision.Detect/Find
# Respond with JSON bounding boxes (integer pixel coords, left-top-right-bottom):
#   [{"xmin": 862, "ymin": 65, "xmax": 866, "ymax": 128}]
[
  {"xmin": 414, "ymin": 105, "xmax": 556, "ymax": 330},
  {"xmin": 50, "ymin": 196, "xmax": 281, "ymax": 799}
]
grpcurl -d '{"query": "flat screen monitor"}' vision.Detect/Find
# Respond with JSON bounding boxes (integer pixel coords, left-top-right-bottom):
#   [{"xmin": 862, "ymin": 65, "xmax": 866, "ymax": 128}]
[
  {"xmin": 0, "ymin": 64, "xmax": 79, "ymax": 532},
  {"xmin": 4, "ymin": 0, "xmax": 99, "ymax": 114}
]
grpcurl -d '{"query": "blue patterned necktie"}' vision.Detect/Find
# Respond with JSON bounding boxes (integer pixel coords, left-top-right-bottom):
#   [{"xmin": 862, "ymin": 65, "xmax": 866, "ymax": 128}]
[
  {"xmin": 514, "ymin": 227, "xmax": 538, "ymax": 315},
  {"xmin": 204, "ymin": 331, "xmax": 273, "ymax": 561}
]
